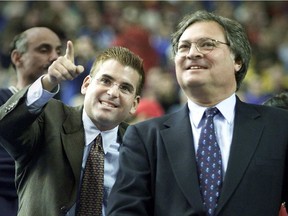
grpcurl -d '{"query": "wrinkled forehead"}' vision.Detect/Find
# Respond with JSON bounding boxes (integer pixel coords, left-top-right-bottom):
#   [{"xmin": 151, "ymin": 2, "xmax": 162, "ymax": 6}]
[{"xmin": 181, "ymin": 21, "xmax": 226, "ymax": 40}]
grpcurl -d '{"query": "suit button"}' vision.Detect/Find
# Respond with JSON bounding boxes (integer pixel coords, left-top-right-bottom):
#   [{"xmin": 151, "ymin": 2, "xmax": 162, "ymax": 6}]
[{"xmin": 60, "ymin": 206, "xmax": 68, "ymax": 214}]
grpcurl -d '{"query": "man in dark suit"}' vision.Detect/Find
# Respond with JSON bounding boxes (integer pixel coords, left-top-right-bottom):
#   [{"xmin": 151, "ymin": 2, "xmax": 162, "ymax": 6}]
[
  {"xmin": 107, "ymin": 10, "xmax": 288, "ymax": 216},
  {"xmin": 0, "ymin": 26, "xmax": 62, "ymax": 216},
  {"xmin": 0, "ymin": 41, "xmax": 145, "ymax": 216}
]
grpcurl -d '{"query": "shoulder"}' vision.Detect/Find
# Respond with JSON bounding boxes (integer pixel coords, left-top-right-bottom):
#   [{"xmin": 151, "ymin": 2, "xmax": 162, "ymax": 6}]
[
  {"xmin": 237, "ymin": 100, "xmax": 288, "ymax": 121},
  {"xmin": 130, "ymin": 105, "xmax": 188, "ymax": 131},
  {"xmin": 44, "ymin": 99, "xmax": 83, "ymax": 121},
  {"xmin": 0, "ymin": 88, "xmax": 13, "ymax": 105}
]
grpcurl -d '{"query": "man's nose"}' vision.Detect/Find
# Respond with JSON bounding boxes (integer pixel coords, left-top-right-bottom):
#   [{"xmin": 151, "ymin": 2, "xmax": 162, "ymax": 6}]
[
  {"xmin": 107, "ymin": 84, "xmax": 120, "ymax": 97},
  {"xmin": 186, "ymin": 43, "xmax": 202, "ymax": 57}
]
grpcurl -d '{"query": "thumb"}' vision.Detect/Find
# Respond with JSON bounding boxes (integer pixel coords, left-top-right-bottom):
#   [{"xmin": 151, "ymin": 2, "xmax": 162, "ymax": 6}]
[{"xmin": 64, "ymin": 40, "xmax": 74, "ymax": 63}]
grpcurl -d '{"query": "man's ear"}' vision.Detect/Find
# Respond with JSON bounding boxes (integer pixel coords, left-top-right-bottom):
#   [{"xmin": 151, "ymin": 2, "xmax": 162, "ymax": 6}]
[
  {"xmin": 129, "ymin": 96, "xmax": 141, "ymax": 115},
  {"xmin": 81, "ymin": 75, "xmax": 91, "ymax": 94},
  {"xmin": 11, "ymin": 50, "xmax": 22, "ymax": 66},
  {"xmin": 234, "ymin": 59, "xmax": 242, "ymax": 72}
]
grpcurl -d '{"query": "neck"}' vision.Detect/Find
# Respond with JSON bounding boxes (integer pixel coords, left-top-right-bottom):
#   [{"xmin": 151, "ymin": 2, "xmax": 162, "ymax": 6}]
[
  {"xmin": 184, "ymin": 82, "xmax": 236, "ymax": 106},
  {"xmin": 15, "ymin": 74, "xmax": 29, "ymax": 90},
  {"xmin": 186, "ymin": 89, "xmax": 235, "ymax": 107}
]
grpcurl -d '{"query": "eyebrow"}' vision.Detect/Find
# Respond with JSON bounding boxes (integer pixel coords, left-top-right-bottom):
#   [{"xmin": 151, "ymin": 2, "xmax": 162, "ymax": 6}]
[
  {"xmin": 177, "ymin": 40, "xmax": 194, "ymax": 45},
  {"xmin": 36, "ymin": 43, "xmax": 62, "ymax": 50}
]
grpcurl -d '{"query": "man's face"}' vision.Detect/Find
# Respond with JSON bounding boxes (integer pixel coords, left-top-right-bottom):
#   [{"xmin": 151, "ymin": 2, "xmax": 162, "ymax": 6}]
[
  {"xmin": 17, "ymin": 28, "xmax": 62, "ymax": 84},
  {"xmin": 174, "ymin": 21, "xmax": 241, "ymax": 101},
  {"xmin": 81, "ymin": 59, "xmax": 140, "ymax": 131}
]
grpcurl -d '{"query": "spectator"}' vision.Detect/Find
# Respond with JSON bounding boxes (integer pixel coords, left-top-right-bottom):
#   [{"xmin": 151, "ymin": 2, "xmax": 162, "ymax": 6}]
[
  {"xmin": 0, "ymin": 26, "xmax": 62, "ymax": 216},
  {"xmin": 107, "ymin": 10, "xmax": 288, "ymax": 216}
]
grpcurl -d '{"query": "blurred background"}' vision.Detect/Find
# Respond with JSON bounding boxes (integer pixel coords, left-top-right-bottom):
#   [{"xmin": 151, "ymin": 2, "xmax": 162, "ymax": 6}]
[{"xmin": 0, "ymin": 1, "xmax": 287, "ymax": 122}]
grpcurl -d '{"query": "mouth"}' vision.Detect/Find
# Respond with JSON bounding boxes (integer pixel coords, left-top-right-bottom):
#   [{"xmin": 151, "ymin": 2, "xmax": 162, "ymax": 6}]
[
  {"xmin": 187, "ymin": 65, "xmax": 207, "ymax": 70},
  {"xmin": 100, "ymin": 100, "xmax": 119, "ymax": 108}
]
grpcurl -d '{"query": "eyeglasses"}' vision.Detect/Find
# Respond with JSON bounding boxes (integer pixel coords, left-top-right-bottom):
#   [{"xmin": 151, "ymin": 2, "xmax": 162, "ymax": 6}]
[
  {"xmin": 95, "ymin": 76, "xmax": 135, "ymax": 95},
  {"xmin": 176, "ymin": 37, "xmax": 230, "ymax": 56}
]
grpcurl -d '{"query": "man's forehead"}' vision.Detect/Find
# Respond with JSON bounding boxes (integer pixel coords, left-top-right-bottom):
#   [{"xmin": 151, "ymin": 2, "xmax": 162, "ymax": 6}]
[
  {"xmin": 92, "ymin": 58, "xmax": 140, "ymax": 83},
  {"xmin": 26, "ymin": 28, "xmax": 61, "ymax": 46}
]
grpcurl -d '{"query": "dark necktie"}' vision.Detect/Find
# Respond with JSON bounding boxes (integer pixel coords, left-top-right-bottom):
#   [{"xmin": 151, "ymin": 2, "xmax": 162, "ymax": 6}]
[
  {"xmin": 196, "ymin": 107, "xmax": 222, "ymax": 216},
  {"xmin": 77, "ymin": 134, "xmax": 104, "ymax": 216}
]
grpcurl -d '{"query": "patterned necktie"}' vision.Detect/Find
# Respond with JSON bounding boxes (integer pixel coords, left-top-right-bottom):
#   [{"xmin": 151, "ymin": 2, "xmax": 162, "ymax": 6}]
[
  {"xmin": 77, "ymin": 134, "xmax": 104, "ymax": 216},
  {"xmin": 196, "ymin": 107, "xmax": 222, "ymax": 216}
]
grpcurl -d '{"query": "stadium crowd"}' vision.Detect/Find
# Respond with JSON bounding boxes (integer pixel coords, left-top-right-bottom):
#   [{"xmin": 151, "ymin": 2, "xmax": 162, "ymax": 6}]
[{"xmin": 0, "ymin": 1, "xmax": 287, "ymax": 119}]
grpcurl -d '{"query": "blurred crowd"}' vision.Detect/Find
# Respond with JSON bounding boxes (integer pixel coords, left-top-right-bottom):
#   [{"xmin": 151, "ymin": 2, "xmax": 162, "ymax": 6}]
[{"xmin": 0, "ymin": 1, "xmax": 288, "ymax": 123}]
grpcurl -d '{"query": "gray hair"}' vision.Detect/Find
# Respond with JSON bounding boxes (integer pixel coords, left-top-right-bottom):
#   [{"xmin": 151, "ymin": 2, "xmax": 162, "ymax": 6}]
[
  {"xmin": 10, "ymin": 32, "xmax": 29, "ymax": 54},
  {"xmin": 171, "ymin": 10, "xmax": 252, "ymax": 90}
]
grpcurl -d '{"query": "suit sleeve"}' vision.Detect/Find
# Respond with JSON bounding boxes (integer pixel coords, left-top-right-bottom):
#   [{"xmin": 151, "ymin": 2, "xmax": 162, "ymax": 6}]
[
  {"xmin": 107, "ymin": 124, "xmax": 154, "ymax": 216},
  {"xmin": 0, "ymin": 88, "xmax": 41, "ymax": 161}
]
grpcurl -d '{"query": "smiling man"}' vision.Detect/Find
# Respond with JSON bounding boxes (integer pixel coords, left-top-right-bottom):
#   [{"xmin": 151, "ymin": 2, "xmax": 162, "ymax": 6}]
[
  {"xmin": 107, "ymin": 10, "xmax": 288, "ymax": 216},
  {"xmin": 0, "ymin": 41, "xmax": 145, "ymax": 216}
]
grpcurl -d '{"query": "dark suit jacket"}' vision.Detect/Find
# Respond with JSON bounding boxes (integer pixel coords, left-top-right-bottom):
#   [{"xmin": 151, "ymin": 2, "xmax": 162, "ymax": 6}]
[
  {"xmin": 0, "ymin": 88, "xmax": 17, "ymax": 216},
  {"xmin": 0, "ymin": 87, "xmax": 128, "ymax": 216},
  {"xmin": 107, "ymin": 98, "xmax": 288, "ymax": 216}
]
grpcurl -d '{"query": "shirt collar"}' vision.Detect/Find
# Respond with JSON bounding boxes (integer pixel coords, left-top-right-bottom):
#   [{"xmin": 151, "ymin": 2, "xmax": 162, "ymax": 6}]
[
  {"xmin": 188, "ymin": 93, "xmax": 236, "ymax": 127},
  {"xmin": 82, "ymin": 110, "xmax": 119, "ymax": 154},
  {"xmin": 9, "ymin": 86, "xmax": 19, "ymax": 94}
]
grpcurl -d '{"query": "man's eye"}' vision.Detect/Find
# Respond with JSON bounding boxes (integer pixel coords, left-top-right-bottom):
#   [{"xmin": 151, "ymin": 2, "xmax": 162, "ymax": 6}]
[
  {"xmin": 100, "ymin": 77, "xmax": 112, "ymax": 85},
  {"xmin": 199, "ymin": 41, "xmax": 215, "ymax": 48},
  {"xmin": 178, "ymin": 44, "xmax": 190, "ymax": 50},
  {"xmin": 119, "ymin": 85, "xmax": 132, "ymax": 93},
  {"xmin": 39, "ymin": 47, "xmax": 49, "ymax": 53}
]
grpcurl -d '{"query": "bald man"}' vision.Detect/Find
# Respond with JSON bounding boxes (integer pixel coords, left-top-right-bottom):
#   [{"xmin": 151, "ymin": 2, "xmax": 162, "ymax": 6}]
[{"xmin": 0, "ymin": 27, "xmax": 62, "ymax": 216}]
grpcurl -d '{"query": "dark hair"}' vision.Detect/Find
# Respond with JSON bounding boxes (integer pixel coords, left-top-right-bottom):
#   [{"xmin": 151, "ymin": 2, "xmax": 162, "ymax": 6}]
[
  {"xmin": 90, "ymin": 46, "xmax": 145, "ymax": 96},
  {"xmin": 171, "ymin": 10, "xmax": 252, "ymax": 91},
  {"xmin": 263, "ymin": 92, "xmax": 288, "ymax": 110}
]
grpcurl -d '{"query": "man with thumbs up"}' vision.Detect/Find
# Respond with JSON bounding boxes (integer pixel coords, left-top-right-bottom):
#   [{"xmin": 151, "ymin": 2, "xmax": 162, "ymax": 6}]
[{"xmin": 0, "ymin": 41, "xmax": 145, "ymax": 216}]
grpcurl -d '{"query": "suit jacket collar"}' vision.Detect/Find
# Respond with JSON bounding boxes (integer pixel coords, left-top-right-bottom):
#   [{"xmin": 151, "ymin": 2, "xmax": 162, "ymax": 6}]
[
  {"xmin": 60, "ymin": 106, "xmax": 128, "ymax": 187},
  {"xmin": 61, "ymin": 106, "xmax": 85, "ymax": 188},
  {"xmin": 161, "ymin": 105, "xmax": 204, "ymax": 212},
  {"xmin": 117, "ymin": 122, "xmax": 128, "ymax": 144}
]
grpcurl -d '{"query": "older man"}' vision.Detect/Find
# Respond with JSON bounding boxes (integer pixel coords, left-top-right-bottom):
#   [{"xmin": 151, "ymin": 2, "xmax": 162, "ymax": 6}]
[{"xmin": 0, "ymin": 27, "xmax": 62, "ymax": 216}]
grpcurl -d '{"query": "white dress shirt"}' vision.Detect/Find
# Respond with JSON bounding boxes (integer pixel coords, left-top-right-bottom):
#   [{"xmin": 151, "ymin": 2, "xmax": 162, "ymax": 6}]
[{"xmin": 187, "ymin": 94, "xmax": 236, "ymax": 178}]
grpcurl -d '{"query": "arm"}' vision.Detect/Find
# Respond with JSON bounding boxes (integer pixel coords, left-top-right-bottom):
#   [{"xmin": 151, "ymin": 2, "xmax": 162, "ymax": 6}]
[
  {"xmin": 107, "ymin": 125, "xmax": 154, "ymax": 216},
  {"xmin": 0, "ymin": 41, "xmax": 84, "ymax": 159}
]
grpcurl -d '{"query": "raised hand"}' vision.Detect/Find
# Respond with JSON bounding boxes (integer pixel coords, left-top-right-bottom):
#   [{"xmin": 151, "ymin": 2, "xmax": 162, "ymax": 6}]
[{"xmin": 42, "ymin": 40, "xmax": 84, "ymax": 91}]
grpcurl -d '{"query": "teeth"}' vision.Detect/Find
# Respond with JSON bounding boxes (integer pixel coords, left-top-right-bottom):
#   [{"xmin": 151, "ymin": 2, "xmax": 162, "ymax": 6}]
[
  {"xmin": 190, "ymin": 66, "xmax": 202, "ymax": 69},
  {"xmin": 101, "ymin": 101, "xmax": 115, "ymax": 108}
]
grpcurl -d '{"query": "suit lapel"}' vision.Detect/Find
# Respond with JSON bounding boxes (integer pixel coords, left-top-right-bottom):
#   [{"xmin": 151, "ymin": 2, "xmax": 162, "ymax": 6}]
[
  {"xmin": 161, "ymin": 105, "xmax": 204, "ymax": 212},
  {"xmin": 117, "ymin": 122, "xmax": 129, "ymax": 144},
  {"xmin": 60, "ymin": 108, "xmax": 128, "ymax": 185},
  {"xmin": 61, "ymin": 106, "xmax": 85, "ymax": 184},
  {"xmin": 216, "ymin": 99, "xmax": 264, "ymax": 214}
]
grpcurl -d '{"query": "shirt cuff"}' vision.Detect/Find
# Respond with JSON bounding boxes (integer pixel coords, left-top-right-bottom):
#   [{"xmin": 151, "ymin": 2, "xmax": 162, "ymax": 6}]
[{"xmin": 26, "ymin": 76, "xmax": 59, "ymax": 112}]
